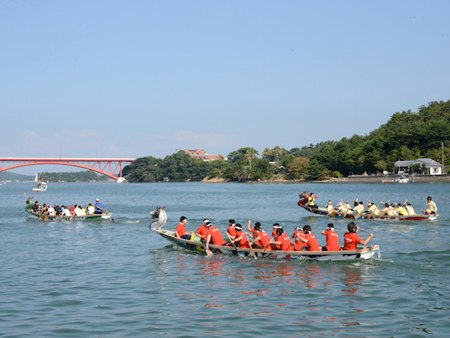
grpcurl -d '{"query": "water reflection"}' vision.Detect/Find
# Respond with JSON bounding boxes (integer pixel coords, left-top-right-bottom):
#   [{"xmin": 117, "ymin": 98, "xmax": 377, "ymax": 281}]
[{"xmin": 341, "ymin": 265, "xmax": 363, "ymax": 295}]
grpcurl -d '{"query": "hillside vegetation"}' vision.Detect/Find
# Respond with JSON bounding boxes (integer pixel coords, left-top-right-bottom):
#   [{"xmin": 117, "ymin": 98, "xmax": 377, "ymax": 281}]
[{"xmin": 123, "ymin": 100, "xmax": 450, "ymax": 182}]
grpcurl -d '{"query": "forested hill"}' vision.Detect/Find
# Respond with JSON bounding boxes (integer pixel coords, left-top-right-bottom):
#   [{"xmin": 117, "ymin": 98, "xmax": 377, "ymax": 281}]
[
  {"xmin": 123, "ymin": 100, "xmax": 450, "ymax": 182},
  {"xmin": 289, "ymin": 100, "xmax": 450, "ymax": 177}
]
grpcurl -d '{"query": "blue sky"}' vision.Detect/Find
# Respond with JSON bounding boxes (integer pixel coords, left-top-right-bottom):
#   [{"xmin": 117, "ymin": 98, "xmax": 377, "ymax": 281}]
[{"xmin": 1, "ymin": 0, "xmax": 449, "ymax": 171}]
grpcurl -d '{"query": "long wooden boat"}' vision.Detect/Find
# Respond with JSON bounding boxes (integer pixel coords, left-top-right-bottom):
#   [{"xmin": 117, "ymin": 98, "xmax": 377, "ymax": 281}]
[
  {"xmin": 149, "ymin": 206, "xmax": 380, "ymax": 261},
  {"xmin": 25, "ymin": 208, "xmax": 112, "ymax": 222},
  {"xmin": 297, "ymin": 192, "xmax": 437, "ymax": 221}
]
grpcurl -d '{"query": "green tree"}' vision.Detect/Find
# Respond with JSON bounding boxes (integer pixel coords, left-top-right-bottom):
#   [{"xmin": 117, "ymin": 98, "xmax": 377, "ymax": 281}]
[{"xmin": 287, "ymin": 157, "xmax": 310, "ymax": 179}]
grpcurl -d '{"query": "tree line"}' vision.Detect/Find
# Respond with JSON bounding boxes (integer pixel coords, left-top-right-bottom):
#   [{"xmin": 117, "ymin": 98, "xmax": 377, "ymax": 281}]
[
  {"xmin": 123, "ymin": 100, "xmax": 450, "ymax": 182},
  {"xmin": 39, "ymin": 171, "xmax": 108, "ymax": 182}
]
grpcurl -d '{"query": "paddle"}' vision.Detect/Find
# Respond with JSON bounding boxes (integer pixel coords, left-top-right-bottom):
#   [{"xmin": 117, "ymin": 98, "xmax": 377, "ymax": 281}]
[
  {"xmin": 357, "ymin": 227, "xmax": 375, "ymax": 248},
  {"xmin": 244, "ymin": 231, "xmax": 257, "ymax": 259},
  {"xmin": 358, "ymin": 227, "xmax": 373, "ymax": 236},
  {"xmin": 227, "ymin": 233, "xmax": 239, "ymax": 253}
]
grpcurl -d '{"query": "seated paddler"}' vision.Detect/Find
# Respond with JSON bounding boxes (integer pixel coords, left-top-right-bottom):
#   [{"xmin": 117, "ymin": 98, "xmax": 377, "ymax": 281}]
[{"xmin": 175, "ymin": 216, "xmax": 191, "ymax": 240}]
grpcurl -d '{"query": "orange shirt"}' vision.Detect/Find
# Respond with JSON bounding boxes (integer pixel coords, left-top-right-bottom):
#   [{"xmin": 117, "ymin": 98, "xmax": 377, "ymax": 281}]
[
  {"xmin": 254, "ymin": 230, "xmax": 271, "ymax": 248},
  {"xmin": 175, "ymin": 222, "xmax": 187, "ymax": 237},
  {"xmin": 207, "ymin": 226, "xmax": 226, "ymax": 246},
  {"xmin": 322, "ymin": 229, "xmax": 340, "ymax": 251},
  {"xmin": 292, "ymin": 229, "xmax": 307, "ymax": 251},
  {"xmin": 235, "ymin": 230, "xmax": 250, "ymax": 248},
  {"xmin": 276, "ymin": 233, "xmax": 294, "ymax": 251},
  {"xmin": 305, "ymin": 233, "xmax": 321, "ymax": 251},
  {"xmin": 343, "ymin": 232, "xmax": 363, "ymax": 250},
  {"xmin": 196, "ymin": 224, "xmax": 208, "ymax": 240},
  {"xmin": 227, "ymin": 225, "xmax": 236, "ymax": 239}
]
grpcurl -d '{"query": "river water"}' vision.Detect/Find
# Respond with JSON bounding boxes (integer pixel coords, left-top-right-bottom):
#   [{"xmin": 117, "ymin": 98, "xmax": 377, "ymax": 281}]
[{"xmin": 0, "ymin": 181, "xmax": 449, "ymax": 337}]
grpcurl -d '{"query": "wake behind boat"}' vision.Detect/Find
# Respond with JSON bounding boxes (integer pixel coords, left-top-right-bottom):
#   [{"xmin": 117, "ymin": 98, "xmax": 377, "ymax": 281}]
[
  {"xmin": 297, "ymin": 191, "xmax": 437, "ymax": 221},
  {"xmin": 149, "ymin": 206, "xmax": 380, "ymax": 261}
]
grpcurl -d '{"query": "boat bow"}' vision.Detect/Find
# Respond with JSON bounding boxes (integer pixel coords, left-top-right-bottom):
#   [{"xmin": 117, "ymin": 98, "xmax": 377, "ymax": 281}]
[{"xmin": 149, "ymin": 206, "xmax": 168, "ymax": 231}]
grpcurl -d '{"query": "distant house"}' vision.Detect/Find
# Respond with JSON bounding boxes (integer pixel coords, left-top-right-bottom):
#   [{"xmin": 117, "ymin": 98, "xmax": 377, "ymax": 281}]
[
  {"xmin": 183, "ymin": 149, "xmax": 225, "ymax": 162},
  {"xmin": 394, "ymin": 158, "xmax": 443, "ymax": 175}
]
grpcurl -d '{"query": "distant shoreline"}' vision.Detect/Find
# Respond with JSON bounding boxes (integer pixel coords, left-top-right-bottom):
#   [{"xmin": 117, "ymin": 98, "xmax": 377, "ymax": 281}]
[
  {"xmin": 203, "ymin": 175, "xmax": 450, "ymax": 184},
  {"xmin": 325, "ymin": 174, "xmax": 450, "ymax": 184}
]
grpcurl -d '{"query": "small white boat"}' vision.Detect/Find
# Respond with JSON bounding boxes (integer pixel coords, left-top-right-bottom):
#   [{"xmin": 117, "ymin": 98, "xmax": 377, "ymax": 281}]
[
  {"xmin": 32, "ymin": 174, "xmax": 47, "ymax": 192},
  {"xmin": 397, "ymin": 175, "xmax": 410, "ymax": 183}
]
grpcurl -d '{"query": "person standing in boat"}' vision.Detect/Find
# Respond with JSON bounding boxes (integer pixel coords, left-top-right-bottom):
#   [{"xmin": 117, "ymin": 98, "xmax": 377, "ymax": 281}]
[
  {"xmin": 423, "ymin": 196, "xmax": 437, "ymax": 215},
  {"xmin": 94, "ymin": 198, "xmax": 106, "ymax": 214},
  {"xmin": 321, "ymin": 223, "xmax": 340, "ymax": 251},
  {"xmin": 175, "ymin": 216, "xmax": 191, "ymax": 239},
  {"xmin": 307, "ymin": 192, "xmax": 318, "ymax": 209},
  {"xmin": 343, "ymin": 222, "xmax": 373, "ymax": 250}
]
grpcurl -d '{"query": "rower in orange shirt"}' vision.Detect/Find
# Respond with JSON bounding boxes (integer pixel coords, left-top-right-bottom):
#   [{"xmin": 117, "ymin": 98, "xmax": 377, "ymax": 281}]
[
  {"xmin": 232, "ymin": 224, "xmax": 251, "ymax": 248},
  {"xmin": 205, "ymin": 221, "xmax": 226, "ymax": 248},
  {"xmin": 343, "ymin": 222, "xmax": 373, "ymax": 250},
  {"xmin": 321, "ymin": 223, "xmax": 340, "ymax": 251},
  {"xmin": 270, "ymin": 228, "xmax": 294, "ymax": 251},
  {"xmin": 175, "ymin": 216, "xmax": 191, "ymax": 239},
  {"xmin": 196, "ymin": 218, "xmax": 210, "ymax": 242},
  {"xmin": 226, "ymin": 219, "xmax": 237, "ymax": 241},
  {"xmin": 250, "ymin": 222, "xmax": 271, "ymax": 249},
  {"xmin": 292, "ymin": 226, "xmax": 307, "ymax": 251},
  {"xmin": 301, "ymin": 225, "xmax": 321, "ymax": 251},
  {"xmin": 272, "ymin": 223, "xmax": 282, "ymax": 238}
]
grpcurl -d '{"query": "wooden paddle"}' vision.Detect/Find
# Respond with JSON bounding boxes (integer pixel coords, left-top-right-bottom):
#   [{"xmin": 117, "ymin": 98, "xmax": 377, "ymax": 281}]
[
  {"xmin": 227, "ymin": 233, "xmax": 239, "ymax": 254},
  {"xmin": 358, "ymin": 227, "xmax": 373, "ymax": 236}
]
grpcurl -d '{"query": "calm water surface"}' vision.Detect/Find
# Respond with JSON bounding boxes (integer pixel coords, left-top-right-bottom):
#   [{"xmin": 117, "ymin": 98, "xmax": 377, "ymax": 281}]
[{"xmin": 0, "ymin": 182, "xmax": 449, "ymax": 337}]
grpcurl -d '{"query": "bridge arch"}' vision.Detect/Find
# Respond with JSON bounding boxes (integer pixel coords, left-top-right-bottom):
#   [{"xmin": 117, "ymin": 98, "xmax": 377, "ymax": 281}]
[{"xmin": 0, "ymin": 158, "xmax": 136, "ymax": 182}]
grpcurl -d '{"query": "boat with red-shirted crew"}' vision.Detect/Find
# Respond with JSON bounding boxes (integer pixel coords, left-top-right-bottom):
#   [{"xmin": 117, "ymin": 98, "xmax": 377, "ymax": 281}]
[{"xmin": 149, "ymin": 206, "xmax": 380, "ymax": 261}]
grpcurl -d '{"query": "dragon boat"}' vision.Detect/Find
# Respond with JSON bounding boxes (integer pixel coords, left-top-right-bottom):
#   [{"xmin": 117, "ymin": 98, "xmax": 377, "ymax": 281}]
[
  {"xmin": 149, "ymin": 206, "xmax": 380, "ymax": 261},
  {"xmin": 25, "ymin": 206, "xmax": 112, "ymax": 222},
  {"xmin": 297, "ymin": 191, "xmax": 437, "ymax": 221}
]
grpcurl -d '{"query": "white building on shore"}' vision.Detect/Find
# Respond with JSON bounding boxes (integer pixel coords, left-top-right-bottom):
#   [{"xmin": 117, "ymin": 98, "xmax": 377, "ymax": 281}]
[{"xmin": 394, "ymin": 158, "xmax": 443, "ymax": 175}]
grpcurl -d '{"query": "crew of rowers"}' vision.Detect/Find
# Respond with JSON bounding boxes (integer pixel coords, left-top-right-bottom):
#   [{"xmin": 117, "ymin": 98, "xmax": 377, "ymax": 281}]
[
  {"xmin": 307, "ymin": 193, "xmax": 437, "ymax": 218},
  {"xmin": 175, "ymin": 216, "xmax": 374, "ymax": 254},
  {"xmin": 26, "ymin": 197, "xmax": 106, "ymax": 219}
]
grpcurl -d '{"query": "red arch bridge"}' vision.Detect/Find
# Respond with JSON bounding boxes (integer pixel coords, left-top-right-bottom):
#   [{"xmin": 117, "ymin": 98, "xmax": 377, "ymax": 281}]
[{"xmin": 0, "ymin": 157, "xmax": 136, "ymax": 182}]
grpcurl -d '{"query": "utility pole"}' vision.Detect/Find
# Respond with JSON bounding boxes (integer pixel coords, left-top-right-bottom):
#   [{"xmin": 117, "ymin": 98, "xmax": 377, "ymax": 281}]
[{"xmin": 442, "ymin": 141, "xmax": 445, "ymax": 174}]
